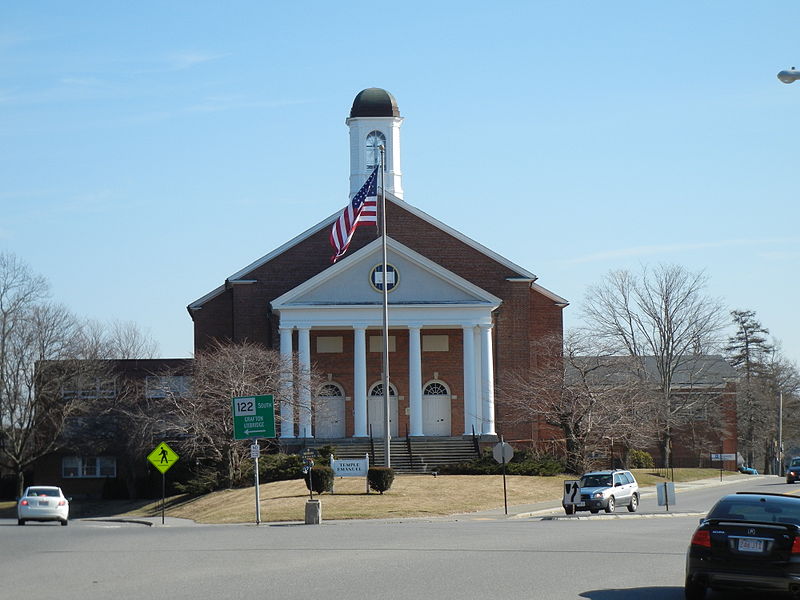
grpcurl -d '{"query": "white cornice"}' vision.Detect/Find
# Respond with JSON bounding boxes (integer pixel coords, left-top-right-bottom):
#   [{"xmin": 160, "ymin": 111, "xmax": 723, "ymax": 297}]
[
  {"xmin": 271, "ymin": 237, "xmax": 503, "ymax": 309},
  {"xmin": 531, "ymin": 282, "xmax": 569, "ymax": 307},
  {"xmin": 277, "ymin": 304, "xmax": 496, "ymax": 329}
]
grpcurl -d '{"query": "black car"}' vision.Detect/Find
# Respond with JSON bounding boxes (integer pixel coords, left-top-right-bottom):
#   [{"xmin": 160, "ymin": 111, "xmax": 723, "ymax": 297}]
[
  {"xmin": 787, "ymin": 458, "xmax": 800, "ymax": 483},
  {"xmin": 685, "ymin": 492, "xmax": 800, "ymax": 599}
]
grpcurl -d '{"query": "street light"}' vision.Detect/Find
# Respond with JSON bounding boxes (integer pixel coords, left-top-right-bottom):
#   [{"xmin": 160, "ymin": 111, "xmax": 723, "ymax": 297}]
[{"xmin": 778, "ymin": 68, "xmax": 800, "ymax": 84}]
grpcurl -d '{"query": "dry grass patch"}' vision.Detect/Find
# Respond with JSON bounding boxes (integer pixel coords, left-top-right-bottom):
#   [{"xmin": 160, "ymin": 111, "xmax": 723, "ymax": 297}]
[
  {"xmin": 2, "ymin": 469, "xmax": 742, "ymax": 523},
  {"xmin": 124, "ymin": 474, "xmax": 567, "ymax": 523},
  {"xmin": 631, "ymin": 468, "xmax": 732, "ymax": 486}
]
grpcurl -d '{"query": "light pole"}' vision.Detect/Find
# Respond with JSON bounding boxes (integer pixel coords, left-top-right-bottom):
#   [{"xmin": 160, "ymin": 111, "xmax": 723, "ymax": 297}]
[
  {"xmin": 779, "ymin": 391, "xmax": 784, "ymax": 474},
  {"xmin": 778, "ymin": 68, "xmax": 800, "ymax": 84}
]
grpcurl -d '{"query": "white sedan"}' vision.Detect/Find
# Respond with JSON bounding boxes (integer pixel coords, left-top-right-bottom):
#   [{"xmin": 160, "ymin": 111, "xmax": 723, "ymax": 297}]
[{"xmin": 17, "ymin": 486, "xmax": 70, "ymax": 526}]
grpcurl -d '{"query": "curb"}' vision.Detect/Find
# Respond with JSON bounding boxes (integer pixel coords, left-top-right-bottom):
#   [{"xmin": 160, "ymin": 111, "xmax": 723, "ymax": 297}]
[
  {"xmin": 497, "ymin": 474, "xmax": 771, "ymax": 520},
  {"xmin": 540, "ymin": 512, "xmax": 706, "ymax": 520},
  {"xmin": 84, "ymin": 518, "xmax": 154, "ymax": 526}
]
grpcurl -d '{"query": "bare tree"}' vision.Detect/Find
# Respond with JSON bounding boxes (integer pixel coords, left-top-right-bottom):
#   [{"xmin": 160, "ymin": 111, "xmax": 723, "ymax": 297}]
[
  {"xmin": 145, "ymin": 340, "xmax": 324, "ymax": 491},
  {"xmin": 75, "ymin": 318, "xmax": 159, "ymax": 359},
  {"xmin": 760, "ymin": 342, "xmax": 800, "ymax": 472},
  {"xmin": 499, "ymin": 333, "xmax": 650, "ymax": 474},
  {"xmin": 581, "ymin": 264, "xmax": 727, "ymax": 467},
  {"xmin": 0, "ymin": 252, "xmax": 102, "ymax": 495},
  {"xmin": 0, "ymin": 252, "xmax": 160, "ymax": 496}
]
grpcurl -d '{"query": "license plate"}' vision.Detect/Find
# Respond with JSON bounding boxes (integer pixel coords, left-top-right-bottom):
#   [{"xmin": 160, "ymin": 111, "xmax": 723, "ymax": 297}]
[
  {"xmin": 38, "ymin": 500, "xmax": 49, "ymax": 506},
  {"xmin": 738, "ymin": 538, "xmax": 764, "ymax": 552}
]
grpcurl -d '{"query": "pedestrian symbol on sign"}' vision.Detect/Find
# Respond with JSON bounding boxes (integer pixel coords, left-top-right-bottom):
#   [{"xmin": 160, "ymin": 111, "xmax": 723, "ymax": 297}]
[{"xmin": 147, "ymin": 442, "xmax": 179, "ymax": 474}]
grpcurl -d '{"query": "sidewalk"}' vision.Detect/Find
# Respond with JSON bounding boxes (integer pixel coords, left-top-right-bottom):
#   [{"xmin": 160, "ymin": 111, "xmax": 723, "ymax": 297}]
[
  {"xmin": 84, "ymin": 516, "xmax": 200, "ymax": 527},
  {"xmin": 462, "ymin": 474, "xmax": 770, "ymax": 520}
]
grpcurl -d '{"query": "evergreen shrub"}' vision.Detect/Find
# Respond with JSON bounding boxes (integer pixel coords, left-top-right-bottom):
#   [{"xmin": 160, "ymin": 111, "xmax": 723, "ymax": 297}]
[
  {"xmin": 628, "ymin": 449, "xmax": 655, "ymax": 469},
  {"xmin": 258, "ymin": 452, "xmax": 305, "ymax": 482},
  {"xmin": 305, "ymin": 465, "xmax": 334, "ymax": 495},
  {"xmin": 367, "ymin": 467, "xmax": 395, "ymax": 494},
  {"xmin": 437, "ymin": 449, "xmax": 566, "ymax": 476}
]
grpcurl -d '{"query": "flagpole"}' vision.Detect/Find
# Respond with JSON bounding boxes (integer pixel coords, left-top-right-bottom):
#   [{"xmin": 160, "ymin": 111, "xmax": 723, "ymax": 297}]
[{"xmin": 379, "ymin": 145, "xmax": 391, "ymax": 468}]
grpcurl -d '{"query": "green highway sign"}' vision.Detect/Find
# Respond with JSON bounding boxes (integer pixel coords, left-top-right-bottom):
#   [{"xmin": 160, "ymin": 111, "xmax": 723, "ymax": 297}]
[{"xmin": 232, "ymin": 394, "xmax": 276, "ymax": 440}]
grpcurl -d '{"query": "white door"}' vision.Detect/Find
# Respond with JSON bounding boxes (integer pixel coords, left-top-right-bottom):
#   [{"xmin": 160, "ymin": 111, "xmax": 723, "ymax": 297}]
[
  {"xmin": 422, "ymin": 382, "xmax": 451, "ymax": 436},
  {"xmin": 315, "ymin": 384, "xmax": 346, "ymax": 438},
  {"xmin": 315, "ymin": 394, "xmax": 345, "ymax": 439},
  {"xmin": 368, "ymin": 384, "xmax": 398, "ymax": 438}
]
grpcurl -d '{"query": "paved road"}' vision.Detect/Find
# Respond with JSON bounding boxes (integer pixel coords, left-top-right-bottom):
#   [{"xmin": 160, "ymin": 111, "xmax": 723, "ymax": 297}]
[{"xmin": 1, "ymin": 475, "xmax": 793, "ymax": 600}]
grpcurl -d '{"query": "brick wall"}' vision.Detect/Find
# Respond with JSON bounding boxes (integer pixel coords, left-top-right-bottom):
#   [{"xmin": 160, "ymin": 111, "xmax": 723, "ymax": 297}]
[{"xmin": 190, "ymin": 199, "xmax": 567, "ymax": 438}]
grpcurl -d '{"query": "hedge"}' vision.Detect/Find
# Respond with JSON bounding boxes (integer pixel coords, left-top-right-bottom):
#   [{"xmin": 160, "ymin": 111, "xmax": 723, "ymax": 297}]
[{"xmin": 367, "ymin": 467, "xmax": 395, "ymax": 494}]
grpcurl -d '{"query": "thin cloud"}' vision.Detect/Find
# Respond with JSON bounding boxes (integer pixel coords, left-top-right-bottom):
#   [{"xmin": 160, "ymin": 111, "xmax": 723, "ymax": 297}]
[
  {"xmin": 757, "ymin": 250, "xmax": 800, "ymax": 260},
  {"xmin": 165, "ymin": 51, "xmax": 229, "ymax": 71},
  {"xmin": 563, "ymin": 238, "xmax": 800, "ymax": 265},
  {"xmin": 185, "ymin": 96, "xmax": 313, "ymax": 114},
  {"xmin": 0, "ymin": 32, "xmax": 37, "ymax": 48}
]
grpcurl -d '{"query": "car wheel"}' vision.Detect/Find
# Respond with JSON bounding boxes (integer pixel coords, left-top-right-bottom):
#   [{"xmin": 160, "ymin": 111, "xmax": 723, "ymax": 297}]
[
  {"xmin": 17, "ymin": 519, "xmax": 24, "ymax": 526},
  {"xmin": 627, "ymin": 493, "xmax": 639, "ymax": 512},
  {"xmin": 61, "ymin": 519, "xmax": 68, "ymax": 526},
  {"xmin": 604, "ymin": 496, "xmax": 615, "ymax": 513},
  {"xmin": 684, "ymin": 576, "xmax": 706, "ymax": 600},
  {"xmin": 564, "ymin": 505, "xmax": 575, "ymax": 515}
]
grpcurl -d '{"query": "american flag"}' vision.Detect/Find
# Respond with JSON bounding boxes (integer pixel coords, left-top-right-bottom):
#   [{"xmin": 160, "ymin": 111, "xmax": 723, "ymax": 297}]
[{"xmin": 329, "ymin": 166, "xmax": 379, "ymax": 263}]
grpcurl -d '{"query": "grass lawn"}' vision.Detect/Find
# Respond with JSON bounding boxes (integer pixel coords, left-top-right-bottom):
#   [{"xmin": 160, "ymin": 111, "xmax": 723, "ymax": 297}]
[{"xmin": 0, "ymin": 467, "xmax": 732, "ymax": 524}]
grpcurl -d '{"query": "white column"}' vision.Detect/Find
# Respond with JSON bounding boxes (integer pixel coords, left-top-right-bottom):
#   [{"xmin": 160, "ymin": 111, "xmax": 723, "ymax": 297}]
[
  {"xmin": 462, "ymin": 325, "xmax": 476, "ymax": 435},
  {"xmin": 479, "ymin": 324, "xmax": 496, "ymax": 436},
  {"xmin": 408, "ymin": 325, "xmax": 423, "ymax": 436},
  {"xmin": 473, "ymin": 326, "xmax": 483, "ymax": 430},
  {"xmin": 279, "ymin": 327, "xmax": 295, "ymax": 438},
  {"xmin": 297, "ymin": 327, "xmax": 312, "ymax": 438},
  {"xmin": 353, "ymin": 325, "xmax": 368, "ymax": 437}
]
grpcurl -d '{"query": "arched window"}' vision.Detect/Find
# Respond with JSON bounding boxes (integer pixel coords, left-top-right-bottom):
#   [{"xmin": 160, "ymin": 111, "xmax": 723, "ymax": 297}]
[
  {"xmin": 366, "ymin": 130, "xmax": 386, "ymax": 170},
  {"xmin": 424, "ymin": 381, "xmax": 449, "ymax": 396},
  {"xmin": 369, "ymin": 382, "xmax": 397, "ymax": 397},
  {"xmin": 318, "ymin": 383, "xmax": 344, "ymax": 398}
]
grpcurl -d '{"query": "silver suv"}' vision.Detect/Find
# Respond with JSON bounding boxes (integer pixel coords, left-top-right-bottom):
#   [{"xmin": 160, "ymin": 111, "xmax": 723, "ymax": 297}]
[{"xmin": 564, "ymin": 469, "xmax": 639, "ymax": 515}]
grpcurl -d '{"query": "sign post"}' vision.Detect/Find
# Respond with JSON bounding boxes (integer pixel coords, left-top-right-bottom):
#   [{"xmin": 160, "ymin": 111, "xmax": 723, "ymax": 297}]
[
  {"xmin": 711, "ymin": 453, "xmax": 736, "ymax": 482},
  {"xmin": 492, "ymin": 438, "xmax": 514, "ymax": 515},
  {"xmin": 251, "ymin": 442, "xmax": 261, "ymax": 524},
  {"xmin": 232, "ymin": 395, "xmax": 276, "ymax": 525},
  {"xmin": 563, "ymin": 480, "xmax": 582, "ymax": 513},
  {"xmin": 657, "ymin": 481, "xmax": 676, "ymax": 512},
  {"xmin": 146, "ymin": 442, "xmax": 179, "ymax": 525}
]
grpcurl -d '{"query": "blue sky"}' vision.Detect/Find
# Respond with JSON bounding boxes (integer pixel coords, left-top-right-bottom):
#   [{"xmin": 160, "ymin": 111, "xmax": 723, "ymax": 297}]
[{"xmin": 1, "ymin": 2, "xmax": 798, "ymax": 365}]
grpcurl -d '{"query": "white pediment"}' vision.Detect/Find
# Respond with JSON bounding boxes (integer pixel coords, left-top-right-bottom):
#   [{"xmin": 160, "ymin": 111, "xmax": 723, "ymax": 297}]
[{"xmin": 271, "ymin": 238, "xmax": 501, "ymax": 328}]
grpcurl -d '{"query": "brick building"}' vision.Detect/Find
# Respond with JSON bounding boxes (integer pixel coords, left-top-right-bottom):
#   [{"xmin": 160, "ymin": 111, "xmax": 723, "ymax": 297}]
[{"xmin": 187, "ymin": 88, "xmax": 568, "ymax": 444}]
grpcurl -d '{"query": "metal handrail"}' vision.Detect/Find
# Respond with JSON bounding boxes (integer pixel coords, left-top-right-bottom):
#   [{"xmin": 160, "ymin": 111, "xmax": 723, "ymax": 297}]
[{"xmin": 368, "ymin": 425, "xmax": 376, "ymax": 464}]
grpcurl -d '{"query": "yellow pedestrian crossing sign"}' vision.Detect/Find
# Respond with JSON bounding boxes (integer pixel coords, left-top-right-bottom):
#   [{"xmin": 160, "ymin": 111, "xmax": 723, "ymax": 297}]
[{"xmin": 147, "ymin": 442, "xmax": 179, "ymax": 474}]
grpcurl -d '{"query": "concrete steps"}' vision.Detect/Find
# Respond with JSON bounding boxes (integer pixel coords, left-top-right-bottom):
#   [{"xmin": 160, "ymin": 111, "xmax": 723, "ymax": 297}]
[{"xmin": 286, "ymin": 437, "xmax": 481, "ymax": 473}]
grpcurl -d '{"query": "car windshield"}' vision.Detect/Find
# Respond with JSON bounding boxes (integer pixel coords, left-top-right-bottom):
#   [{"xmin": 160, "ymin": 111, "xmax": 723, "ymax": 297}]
[
  {"xmin": 27, "ymin": 488, "xmax": 60, "ymax": 497},
  {"xmin": 708, "ymin": 498, "xmax": 800, "ymax": 524},
  {"xmin": 791, "ymin": 459, "xmax": 800, "ymax": 467},
  {"xmin": 580, "ymin": 475, "xmax": 612, "ymax": 487}
]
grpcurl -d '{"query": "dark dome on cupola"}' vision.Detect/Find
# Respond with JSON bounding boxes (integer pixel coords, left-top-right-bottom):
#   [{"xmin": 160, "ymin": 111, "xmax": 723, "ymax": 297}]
[{"xmin": 349, "ymin": 88, "xmax": 400, "ymax": 118}]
